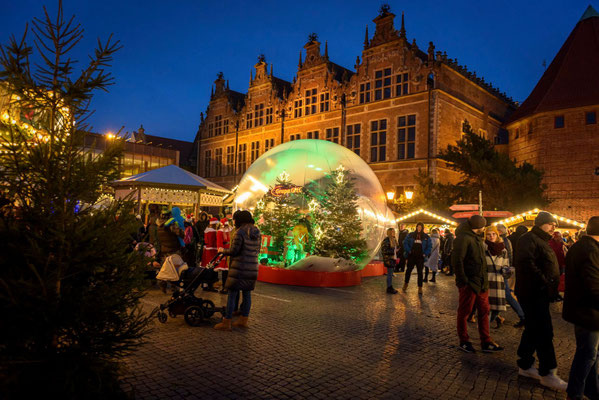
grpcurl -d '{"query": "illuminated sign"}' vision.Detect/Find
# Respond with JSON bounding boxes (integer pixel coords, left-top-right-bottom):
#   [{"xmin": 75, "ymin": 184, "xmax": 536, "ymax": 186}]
[{"xmin": 270, "ymin": 185, "xmax": 303, "ymax": 197}]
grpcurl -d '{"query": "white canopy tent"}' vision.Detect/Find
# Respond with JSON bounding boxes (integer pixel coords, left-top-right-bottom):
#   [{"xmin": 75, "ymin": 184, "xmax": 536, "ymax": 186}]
[{"xmin": 112, "ymin": 164, "xmax": 233, "ymax": 213}]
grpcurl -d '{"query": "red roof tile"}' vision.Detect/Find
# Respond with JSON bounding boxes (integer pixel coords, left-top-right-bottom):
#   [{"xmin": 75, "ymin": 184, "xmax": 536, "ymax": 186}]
[{"xmin": 508, "ymin": 7, "xmax": 599, "ymax": 123}]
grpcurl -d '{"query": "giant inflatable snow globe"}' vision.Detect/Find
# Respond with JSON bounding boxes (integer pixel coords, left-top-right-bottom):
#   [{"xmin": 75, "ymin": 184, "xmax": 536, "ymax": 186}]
[{"xmin": 234, "ymin": 139, "xmax": 394, "ymax": 273}]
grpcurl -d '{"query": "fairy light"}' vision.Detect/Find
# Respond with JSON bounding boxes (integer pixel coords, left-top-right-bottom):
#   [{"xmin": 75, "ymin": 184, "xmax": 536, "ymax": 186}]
[
  {"xmin": 395, "ymin": 209, "xmax": 457, "ymax": 226},
  {"xmin": 493, "ymin": 209, "xmax": 585, "ymax": 228}
]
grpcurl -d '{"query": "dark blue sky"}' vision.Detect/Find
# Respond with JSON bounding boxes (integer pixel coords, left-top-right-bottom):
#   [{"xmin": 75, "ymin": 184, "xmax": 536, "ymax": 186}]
[{"xmin": 2, "ymin": 1, "xmax": 594, "ymax": 141}]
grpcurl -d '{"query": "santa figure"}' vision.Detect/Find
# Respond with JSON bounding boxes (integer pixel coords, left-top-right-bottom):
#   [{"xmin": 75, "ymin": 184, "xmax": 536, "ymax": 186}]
[
  {"xmin": 201, "ymin": 217, "xmax": 219, "ymax": 267},
  {"xmin": 216, "ymin": 218, "xmax": 232, "ymax": 293}
]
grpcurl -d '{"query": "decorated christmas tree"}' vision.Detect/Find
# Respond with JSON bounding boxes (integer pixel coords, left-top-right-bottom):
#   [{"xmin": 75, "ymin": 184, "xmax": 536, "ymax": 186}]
[
  {"xmin": 254, "ymin": 171, "xmax": 302, "ymax": 261},
  {"xmin": 312, "ymin": 166, "xmax": 368, "ymax": 262}
]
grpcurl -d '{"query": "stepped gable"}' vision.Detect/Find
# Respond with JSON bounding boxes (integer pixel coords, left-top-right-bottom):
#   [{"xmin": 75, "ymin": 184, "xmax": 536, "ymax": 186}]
[{"xmin": 508, "ymin": 5, "xmax": 599, "ymax": 123}]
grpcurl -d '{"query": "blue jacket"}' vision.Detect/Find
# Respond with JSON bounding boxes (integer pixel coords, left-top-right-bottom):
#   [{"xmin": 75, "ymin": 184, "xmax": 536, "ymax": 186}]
[
  {"xmin": 403, "ymin": 231, "xmax": 432, "ymax": 259},
  {"xmin": 165, "ymin": 206, "xmax": 185, "ymax": 247}
]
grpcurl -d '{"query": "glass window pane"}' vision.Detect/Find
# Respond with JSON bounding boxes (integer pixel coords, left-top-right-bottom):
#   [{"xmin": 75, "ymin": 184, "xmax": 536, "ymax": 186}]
[
  {"xmin": 355, "ymin": 137, "xmax": 360, "ymax": 147},
  {"xmin": 403, "ymin": 83, "xmax": 409, "ymax": 94},
  {"xmin": 375, "ymin": 90, "xmax": 382, "ymax": 100},
  {"xmin": 371, "ymin": 121, "xmax": 378, "ymax": 131},
  {"xmin": 398, "ymin": 145, "xmax": 405, "ymax": 159},
  {"xmin": 375, "ymin": 80, "xmax": 382, "ymax": 88},
  {"xmin": 408, "ymin": 127, "xmax": 416, "ymax": 141},
  {"xmin": 384, "ymin": 68, "xmax": 391, "ymax": 76},
  {"xmin": 347, "ymin": 125, "xmax": 352, "ymax": 135},
  {"xmin": 399, "ymin": 129, "xmax": 406, "ymax": 142},
  {"xmin": 354, "ymin": 149, "xmax": 360, "ymax": 156},
  {"xmin": 347, "ymin": 137, "xmax": 352, "ymax": 148},
  {"xmin": 371, "ymin": 133, "xmax": 377, "ymax": 145},
  {"xmin": 399, "ymin": 116, "xmax": 406, "ymax": 127},
  {"xmin": 396, "ymin": 86, "xmax": 402, "ymax": 96},
  {"xmin": 403, "ymin": 73, "xmax": 408, "ymax": 81},
  {"xmin": 380, "ymin": 148, "xmax": 386, "ymax": 161},
  {"xmin": 384, "ymin": 77, "xmax": 391, "ymax": 86},
  {"xmin": 397, "ymin": 75, "xmax": 402, "ymax": 83},
  {"xmin": 375, "ymin": 70, "xmax": 382, "ymax": 78},
  {"xmin": 408, "ymin": 114, "xmax": 416, "ymax": 125},
  {"xmin": 380, "ymin": 132, "xmax": 386, "ymax": 144},
  {"xmin": 371, "ymin": 148, "xmax": 377, "ymax": 162},
  {"xmin": 384, "ymin": 88, "xmax": 391, "ymax": 98},
  {"xmin": 355, "ymin": 124, "xmax": 361, "ymax": 134},
  {"xmin": 407, "ymin": 143, "xmax": 415, "ymax": 158},
  {"xmin": 381, "ymin": 120, "xmax": 387, "ymax": 129}
]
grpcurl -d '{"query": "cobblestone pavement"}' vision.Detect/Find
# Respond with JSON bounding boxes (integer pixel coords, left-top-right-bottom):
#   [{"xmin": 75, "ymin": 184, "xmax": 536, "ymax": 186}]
[{"xmin": 121, "ymin": 271, "xmax": 575, "ymax": 399}]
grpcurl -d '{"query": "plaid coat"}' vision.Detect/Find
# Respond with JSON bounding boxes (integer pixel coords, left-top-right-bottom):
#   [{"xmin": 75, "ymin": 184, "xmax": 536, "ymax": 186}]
[{"xmin": 486, "ymin": 247, "xmax": 509, "ymax": 311}]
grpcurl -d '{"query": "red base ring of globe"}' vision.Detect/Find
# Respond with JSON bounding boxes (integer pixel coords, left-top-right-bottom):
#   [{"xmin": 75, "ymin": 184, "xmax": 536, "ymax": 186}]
[{"xmin": 257, "ymin": 261, "xmax": 385, "ymax": 287}]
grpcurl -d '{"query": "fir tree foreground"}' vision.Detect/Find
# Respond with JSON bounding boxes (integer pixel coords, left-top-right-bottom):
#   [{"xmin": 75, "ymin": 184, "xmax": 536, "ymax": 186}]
[
  {"xmin": 413, "ymin": 121, "xmax": 548, "ymax": 212},
  {"xmin": 0, "ymin": 3, "xmax": 152, "ymax": 398}
]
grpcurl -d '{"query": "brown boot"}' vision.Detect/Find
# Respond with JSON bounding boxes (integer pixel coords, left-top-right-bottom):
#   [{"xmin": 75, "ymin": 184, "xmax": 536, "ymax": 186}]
[
  {"xmin": 402, "ymin": 283, "xmax": 408, "ymax": 292},
  {"xmin": 232, "ymin": 316, "xmax": 249, "ymax": 328},
  {"xmin": 214, "ymin": 318, "xmax": 232, "ymax": 331},
  {"xmin": 418, "ymin": 287, "xmax": 423, "ymax": 295}
]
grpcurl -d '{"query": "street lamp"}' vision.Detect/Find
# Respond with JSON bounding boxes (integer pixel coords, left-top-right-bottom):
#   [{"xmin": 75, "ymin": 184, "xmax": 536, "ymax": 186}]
[
  {"xmin": 405, "ymin": 190, "xmax": 414, "ymax": 200},
  {"xmin": 386, "ymin": 191, "xmax": 395, "ymax": 201}
]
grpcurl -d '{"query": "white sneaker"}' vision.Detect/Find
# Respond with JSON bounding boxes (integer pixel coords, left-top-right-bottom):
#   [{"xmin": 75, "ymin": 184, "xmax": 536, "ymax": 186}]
[
  {"xmin": 518, "ymin": 367, "xmax": 541, "ymax": 380},
  {"xmin": 539, "ymin": 369, "xmax": 568, "ymax": 391}
]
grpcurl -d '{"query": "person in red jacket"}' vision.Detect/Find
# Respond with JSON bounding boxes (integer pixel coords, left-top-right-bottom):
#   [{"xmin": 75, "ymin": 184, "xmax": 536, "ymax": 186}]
[
  {"xmin": 216, "ymin": 218, "xmax": 232, "ymax": 294},
  {"xmin": 201, "ymin": 217, "xmax": 219, "ymax": 292},
  {"xmin": 549, "ymin": 231, "xmax": 567, "ymax": 274}
]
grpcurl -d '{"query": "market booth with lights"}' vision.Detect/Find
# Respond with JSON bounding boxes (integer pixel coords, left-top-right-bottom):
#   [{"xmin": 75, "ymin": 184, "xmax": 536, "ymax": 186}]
[
  {"xmin": 112, "ymin": 164, "xmax": 233, "ymax": 216},
  {"xmin": 395, "ymin": 209, "xmax": 458, "ymax": 232},
  {"xmin": 492, "ymin": 208, "xmax": 586, "ymax": 232},
  {"xmin": 234, "ymin": 139, "xmax": 396, "ymax": 287}
]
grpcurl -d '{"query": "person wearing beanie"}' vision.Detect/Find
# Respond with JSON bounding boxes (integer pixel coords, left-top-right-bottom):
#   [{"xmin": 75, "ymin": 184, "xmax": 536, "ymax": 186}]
[
  {"xmin": 402, "ymin": 222, "xmax": 432, "ymax": 295},
  {"xmin": 214, "ymin": 210, "xmax": 261, "ymax": 331},
  {"xmin": 496, "ymin": 224, "xmax": 525, "ymax": 328},
  {"xmin": 563, "ymin": 216, "xmax": 599, "ymax": 400},
  {"xmin": 515, "ymin": 211, "xmax": 565, "ymax": 390},
  {"xmin": 453, "ymin": 214, "xmax": 503, "ymax": 353},
  {"xmin": 443, "ymin": 228, "xmax": 455, "ymax": 276},
  {"xmin": 483, "ymin": 226, "xmax": 509, "ymax": 328}
]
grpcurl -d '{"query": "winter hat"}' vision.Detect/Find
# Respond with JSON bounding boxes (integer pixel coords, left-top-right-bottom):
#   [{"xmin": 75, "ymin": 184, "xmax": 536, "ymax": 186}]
[
  {"xmin": 535, "ymin": 211, "xmax": 558, "ymax": 227},
  {"xmin": 468, "ymin": 214, "xmax": 487, "ymax": 229},
  {"xmin": 220, "ymin": 218, "xmax": 228, "ymax": 225},
  {"xmin": 209, "ymin": 217, "xmax": 219, "ymax": 225},
  {"xmin": 586, "ymin": 216, "xmax": 599, "ymax": 236}
]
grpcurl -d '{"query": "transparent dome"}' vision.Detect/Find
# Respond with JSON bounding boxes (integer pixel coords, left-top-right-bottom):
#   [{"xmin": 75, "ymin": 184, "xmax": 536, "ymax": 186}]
[{"xmin": 235, "ymin": 139, "xmax": 394, "ymax": 268}]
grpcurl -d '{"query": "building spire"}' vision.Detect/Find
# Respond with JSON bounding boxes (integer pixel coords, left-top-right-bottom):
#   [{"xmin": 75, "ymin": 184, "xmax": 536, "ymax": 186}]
[
  {"xmin": 364, "ymin": 25, "xmax": 369, "ymax": 48},
  {"xmin": 250, "ymin": 70, "xmax": 253, "ymax": 84},
  {"xmin": 270, "ymin": 63, "xmax": 273, "ymax": 77},
  {"xmin": 298, "ymin": 50, "xmax": 303, "ymax": 68},
  {"xmin": 324, "ymin": 40, "xmax": 329, "ymax": 59},
  {"xmin": 399, "ymin": 12, "xmax": 406, "ymax": 39}
]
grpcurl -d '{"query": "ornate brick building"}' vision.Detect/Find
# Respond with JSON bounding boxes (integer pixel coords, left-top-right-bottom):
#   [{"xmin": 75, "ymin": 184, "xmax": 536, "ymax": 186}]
[
  {"xmin": 192, "ymin": 7, "xmax": 515, "ymax": 199},
  {"xmin": 506, "ymin": 6, "xmax": 599, "ymax": 222}
]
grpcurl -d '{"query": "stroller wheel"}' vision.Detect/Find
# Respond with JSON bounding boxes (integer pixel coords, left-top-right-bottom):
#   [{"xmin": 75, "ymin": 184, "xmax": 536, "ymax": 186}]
[
  {"xmin": 201, "ymin": 299, "xmax": 216, "ymax": 318},
  {"xmin": 184, "ymin": 306, "xmax": 204, "ymax": 327},
  {"xmin": 157, "ymin": 311, "xmax": 168, "ymax": 323}
]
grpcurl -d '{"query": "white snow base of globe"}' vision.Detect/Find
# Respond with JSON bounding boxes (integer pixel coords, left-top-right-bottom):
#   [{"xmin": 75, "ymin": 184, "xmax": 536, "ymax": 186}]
[{"xmin": 286, "ymin": 256, "xmax": 358, "ymax": 272}]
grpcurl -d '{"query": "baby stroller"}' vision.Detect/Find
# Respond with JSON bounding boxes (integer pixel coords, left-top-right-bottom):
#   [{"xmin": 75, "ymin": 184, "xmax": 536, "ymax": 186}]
[{"xmin": 156, "ymin": 253, "xmax": 225, "ymax": 327}]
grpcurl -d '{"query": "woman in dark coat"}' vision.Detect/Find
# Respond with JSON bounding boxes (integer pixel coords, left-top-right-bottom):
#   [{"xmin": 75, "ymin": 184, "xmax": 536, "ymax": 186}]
[{"xmin": 214, "ymin": 210, "xmax": 261, "ymax": 331}]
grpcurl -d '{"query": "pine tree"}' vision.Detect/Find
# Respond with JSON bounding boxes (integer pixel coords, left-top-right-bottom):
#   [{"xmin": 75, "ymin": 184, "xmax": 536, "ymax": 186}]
[
  {"xmin": 413, "ymin": 120, "xmax": 548, "ymax": 212},
  {"xmin": 313, "ymin": 166, "xmax": 368, "ymax": 262},
  {"xmin": 0, "ymin": 3, "xmax": 151, "ymax": 398},
  {"xmin": 254, "ymin": 172, "xmax": 302, "ymax": 261}
]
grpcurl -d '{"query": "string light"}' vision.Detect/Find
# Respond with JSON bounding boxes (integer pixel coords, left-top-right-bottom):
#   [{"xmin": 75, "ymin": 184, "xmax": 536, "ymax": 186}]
[
  {"xmin": 492, "ymin": 209, "xmax": 586, "ymax": 229},
  {"xmin": 395, "ymin": 208, "xmax": 458, "ymax": 226}
]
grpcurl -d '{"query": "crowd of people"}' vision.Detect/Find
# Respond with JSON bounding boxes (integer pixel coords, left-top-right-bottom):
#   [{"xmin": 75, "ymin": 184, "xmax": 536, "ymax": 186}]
[{"xmin": 382, "ymin": 212, "xmax": 599, "ymax": 399}]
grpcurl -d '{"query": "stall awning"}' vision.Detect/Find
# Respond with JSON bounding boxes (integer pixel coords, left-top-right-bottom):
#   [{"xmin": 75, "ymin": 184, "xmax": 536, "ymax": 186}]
[
  {"xmin": 492, "ymin": 208, "xmax": 586, "ymax": 230},
  {"xmin": 395, "ymin": 209, "xmax": 458, "ymax": 226}
]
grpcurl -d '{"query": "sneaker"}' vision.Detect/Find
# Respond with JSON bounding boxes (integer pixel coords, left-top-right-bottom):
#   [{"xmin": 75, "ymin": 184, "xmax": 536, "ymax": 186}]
[
  {"xmin": 386, "ymin": 286, "xmax": 398, "ymax": 294},
  {"xmin": 539, "ymin": 369, "xmax": 568, "ymax": 391},
  {"xmin": 458, "ymin": 342, "xmax": 476, "ymax": 353},
  {"xmin": 518, "ymin": 367, "xmax": 541, "ymax": 380},
  {"xmin": 481, "ymin": 342, "xmax": 504, "ymax": 352}
]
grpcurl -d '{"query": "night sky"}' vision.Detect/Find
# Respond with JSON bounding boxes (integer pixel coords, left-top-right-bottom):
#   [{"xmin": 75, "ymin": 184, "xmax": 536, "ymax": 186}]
[{"xmin": 2, "ymin": 0, "xmax": 594, "ymax": 142}]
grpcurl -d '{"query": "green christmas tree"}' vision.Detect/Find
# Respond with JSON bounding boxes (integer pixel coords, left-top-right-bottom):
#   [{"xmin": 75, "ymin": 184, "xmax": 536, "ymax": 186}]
[
  {"xmin": 312, "ymin": 166, "xmax": 368, "ymax": 262},
  {"xmin": 254, "ymin": 171, "xmax": 302, "ymax": 261},
  {"xmin": 0, "ymin": 3, "xmax": 151, "ymax": 398}
]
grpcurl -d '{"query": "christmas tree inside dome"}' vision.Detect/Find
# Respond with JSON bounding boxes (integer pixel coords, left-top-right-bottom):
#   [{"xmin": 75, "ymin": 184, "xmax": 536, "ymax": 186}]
[{"xmin": 234, "ymin": 139, "xmax": 395, "ymax": 271}]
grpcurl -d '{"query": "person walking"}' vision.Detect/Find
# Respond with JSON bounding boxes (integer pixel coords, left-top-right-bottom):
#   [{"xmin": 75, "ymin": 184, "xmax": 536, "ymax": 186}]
[
  {"xmin": 484, "ymin": 226, "xmax": 509, "ymax": 328},
  {"xmin": 515, "ymin": 211, "xmax": 566, "ymax": 391},
  {"xmin": 381, "ymin": 228, "xmax": 399, "ymax": 294},
  {"xmin": 497, "ymin": 224, "xmax": 525, "ymax": 327},
  {"xmin": 214, "ymin": 210, "xmax": 261, "ymax": 331},
  {"xmin": 402, "ymin": 222, "xmax": 432, "ymax": 295},
  {"xmin": 549, "ymin": 231, "xmax": 567, "ymax": 275},
  {"xmin": 397, "ymin": 223, "xmax": 409, "ymax": 273},
  {"xmin": 453, "ymin": 215, "xmax": 503, "ymax": 353},
  {"xmin": 443, "ymin": 228, "xmax": 455, "ymax": 276},
  {"xmin": 563, "ymin": 216, "xmax": 599, "ymax": 400},
  {"xmin": 425, "ymin": 228, "xmax": 441, "ymax": 283}
]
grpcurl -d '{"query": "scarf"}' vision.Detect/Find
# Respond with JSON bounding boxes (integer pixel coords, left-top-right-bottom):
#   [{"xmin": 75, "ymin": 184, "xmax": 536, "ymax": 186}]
[{"xmin": 485, "ymin": 240, "xmax": 505, "ymax": 256}]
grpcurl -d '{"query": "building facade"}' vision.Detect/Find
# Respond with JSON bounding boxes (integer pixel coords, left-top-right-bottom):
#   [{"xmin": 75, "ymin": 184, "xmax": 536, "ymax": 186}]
[
  {"xmin": 506, "ymin": 6, "xmax": 599, "ymax": 222},
  {"xmin": 192, "ymin": 7, "xmax": 516, "ymax": 199}
]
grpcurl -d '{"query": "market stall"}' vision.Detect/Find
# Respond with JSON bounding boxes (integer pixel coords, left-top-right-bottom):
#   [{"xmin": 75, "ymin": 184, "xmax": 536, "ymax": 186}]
[
  {"xmin": 112, "ymin": 164, "xmax": 232, "ymax": 216},
  {"xmin": 492, "ymin": 208, "xmax": 586, "ymax": 232},
  {"xmin": 395, "ymin": 209, "xmax": 458, "ymax": 232}
]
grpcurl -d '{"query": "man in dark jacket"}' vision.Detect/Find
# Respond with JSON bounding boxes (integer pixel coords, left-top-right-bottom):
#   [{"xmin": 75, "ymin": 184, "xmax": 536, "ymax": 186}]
[
  {"xmin": 443, "ymin": 229, "xmax": 455, "ymax": 275},
  {"xmin": 214, "ymin": 210, "xmax": 261, "ymax": 331},
  {"xmin": 563, "ymin": 216, "xmax": 599, "ymax": 400},
  {"xmin": 402, "ymin": 222, "xmax": 432, "ymax": 294},
  {"xmin": 452, "ymin": 215, "xmax": 503, "ymax": 353},
  {"xmin": 508, "ymin": 225, "xmax": 528, "ymax": 262},
  {"xmin": 396, "ymin": 224, "xmax": 409, "ymax": 272},
  {"xmin": 515, "ymin": 211, "xmax": 566, "ymax": 391}
]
